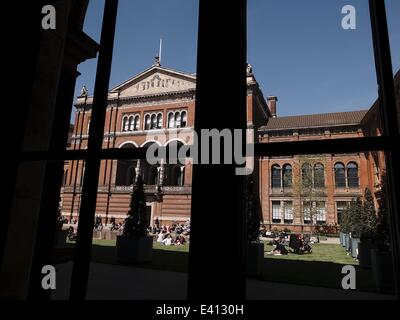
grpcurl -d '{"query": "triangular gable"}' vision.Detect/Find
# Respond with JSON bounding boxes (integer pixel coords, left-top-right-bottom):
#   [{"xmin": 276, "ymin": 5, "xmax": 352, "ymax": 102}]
[{"xmin": 110, "ymin": 66, "xmax": 196, "ymax": 98}]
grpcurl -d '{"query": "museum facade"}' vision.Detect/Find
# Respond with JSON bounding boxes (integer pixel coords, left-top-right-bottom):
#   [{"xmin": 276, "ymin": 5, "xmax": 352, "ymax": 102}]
[{"xmin": 60, "ymin": 60, "xmax": 399, "ymax": 232}]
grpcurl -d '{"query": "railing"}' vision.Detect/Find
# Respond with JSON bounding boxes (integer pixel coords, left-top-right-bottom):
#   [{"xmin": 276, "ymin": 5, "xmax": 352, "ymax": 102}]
[{"xmin": 62, "ymin": 185, "xmax": 192, "ymax": 194}]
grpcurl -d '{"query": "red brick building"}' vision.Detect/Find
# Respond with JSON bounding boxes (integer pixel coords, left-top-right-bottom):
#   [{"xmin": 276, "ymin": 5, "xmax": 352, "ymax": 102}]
[
  {"xmin": 61, "ymin": 60, "xmax": 399, "ymax": 231},
  {"xmin": 61, "ymin": 60, "xmax": 270, "ymax": 225}
]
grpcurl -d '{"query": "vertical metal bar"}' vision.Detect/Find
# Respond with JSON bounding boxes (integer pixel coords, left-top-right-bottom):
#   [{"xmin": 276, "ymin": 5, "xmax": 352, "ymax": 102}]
[
  {"xmin": 70, "ymin": 0, "xmax": 118, "ymax": 300},
  {"xmin": 369, "ymin": 0, "xmax": 400, "ymax": 295},
  {"xmin": 187, "ymin": 0, "xmax": 247, "ymax": 300}
]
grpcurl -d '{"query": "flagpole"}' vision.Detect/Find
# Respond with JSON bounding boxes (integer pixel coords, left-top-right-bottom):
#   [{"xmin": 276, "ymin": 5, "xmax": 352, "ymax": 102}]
[{"xmin": 159, "ymin": 38, "xmax": 163, "ymax": 64}]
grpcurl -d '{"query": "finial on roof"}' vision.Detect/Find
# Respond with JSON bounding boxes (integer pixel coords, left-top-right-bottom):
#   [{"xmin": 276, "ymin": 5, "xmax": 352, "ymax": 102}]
[
  {"xmin": 153, "ymin": 55, "xmax": 161, "ymax": 67},
  {"xmin": 246, "ymin": 63, "xmax": 253, "ymax": 76},
  {"xmin": 79, "ymin": 84, "xmax": 88, "ymax": 97}
]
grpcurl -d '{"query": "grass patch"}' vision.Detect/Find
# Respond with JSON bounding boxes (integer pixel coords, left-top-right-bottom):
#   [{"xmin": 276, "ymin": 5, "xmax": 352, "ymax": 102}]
[{"xmin": 263, "ymin": 242, "xmax": 358, "ymax": 265}]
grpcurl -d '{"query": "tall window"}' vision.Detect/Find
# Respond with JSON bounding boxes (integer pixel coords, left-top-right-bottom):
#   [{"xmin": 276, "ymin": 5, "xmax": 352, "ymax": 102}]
[
  {"xmin": 175, "ymin": 112, "xmax": 182, "ymax": 128},
  {"xmin": 271, "ymin": 165, "xmax": 281, "ymax": 189},
  {"xmin": 302, "ymin": 163, "xmax": 313, "ymax": 189},
  {"xmin": 314, "ymin": 163, "xmax": 325, "ymax": 188},
  {"xmin": 282, "ymin": 164, "xmax": 292, "ymax": 188},
  {"xmin": 316, "ymin": 201, "xmax": 326, "ymax": 224},
  {"xmin": 347, "ymin": 162, "xmax": 359, "ymax": 187},
  {"xmin": 303, "ymin": 201, "xmax": 312, "ymax": 224},
  {"xmin": 157, "ymin": 113, "xmax": 163, "ymax": 129},
  {"xmin": 134, "ymin": 115, "xmax": 140, "ymax": 131},
  {"xmin": 284, "ymin": 201, "xmax": 293, "ymax": 223},
  {"xmin": 334, "ymin": 162, "xmax": 346, "ymax": 188},
  {"xmin": 336, "ymin": 201, "xmax": 350, "ymax": 225},
  {"xmin": 272, "ymin": 201, "xmax": 281, "ymax": 223},
  {"xmin": 168, "ymin": 113, "xmax": 174, "ymax": 128},
  {"xmin": 144, "ymin": 114, "xmax": 151, "ymax": 130},
  {"xmin": 122, "ymin": 117, "xmax": 129, "ymax": 131},
  {"xmin": 128, "ymin": 116, "xmax": 134, "ymax": 131},
  {"xmin": 181, "ymin": 111, "xmax": 187, "ymax": 127},
  {"xmin": 151, "ymin": 114, "xmax": 157, "ymax": 129}
]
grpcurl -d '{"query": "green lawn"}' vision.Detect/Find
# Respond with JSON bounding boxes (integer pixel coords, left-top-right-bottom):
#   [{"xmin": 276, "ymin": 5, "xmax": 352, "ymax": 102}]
[
  {"xmin": 63, "ymin": 238, "xmax": 375, "ymax": 292},
  {"xmin": 263, "ymin": 242, "xmax": 358, "ymax": 265}
]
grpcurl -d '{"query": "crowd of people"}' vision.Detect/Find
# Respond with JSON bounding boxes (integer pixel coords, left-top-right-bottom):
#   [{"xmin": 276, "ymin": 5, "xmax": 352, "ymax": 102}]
[
  {"xmin": 266, "ymin": 233, "xmax": 313, "ymax": 255},
  {"xmin": 153, "ymin": 219, "xmax": 190, "ymax": 246}
]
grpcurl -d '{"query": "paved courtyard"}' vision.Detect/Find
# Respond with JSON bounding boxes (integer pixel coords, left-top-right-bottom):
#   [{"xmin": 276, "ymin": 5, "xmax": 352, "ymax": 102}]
[{"xmin": 51, "ymin": 262, "xmax": 395, "ymax": 300}]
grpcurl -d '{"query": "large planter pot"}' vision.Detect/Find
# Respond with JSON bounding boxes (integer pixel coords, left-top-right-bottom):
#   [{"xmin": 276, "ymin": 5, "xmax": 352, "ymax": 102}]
[
  {"xmin": 116, "ymin": 235, "xmax": 153, "ymax": 264},
  {"xmin": 350, "ymin": 238, "xmax": 360, "ymax": 258},
  {"xmin": 246, "ymin": 242, "xmax": 264, "ymax": 277},
  {"xmin": 54, "ymin": 229, "xmax": 68, "ymax": 246},
  {"xmin": 358, "ymin": 240, "xmax": 373, "ymax": 269},
  {"xmin": 339, "ymin": 232, "xmax": 346, "ymax": 246},
  {"xmin": 371, "ymin": 248, "xmax": 395, "ymax": 293},
  {"xmin": 345, "ymin": 234, "xmax": 351, "ymax": 252}
]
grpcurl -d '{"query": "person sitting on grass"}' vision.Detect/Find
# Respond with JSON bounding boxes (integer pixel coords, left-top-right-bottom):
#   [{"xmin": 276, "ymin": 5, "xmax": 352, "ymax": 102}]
[
  {"xmin": 157, "ymin": 231, "xmax": 165, "ymax": 243},
  {"xmin": 175, "ymin": 234, "xmax": 186, "ymax": 245},
  {"xmin": 162, "ymin": 234, "xmax": 173, "ymax": 246},
  {"xmin": 267, "ymin": 237, "xmax": 288, "ymax": 255}
]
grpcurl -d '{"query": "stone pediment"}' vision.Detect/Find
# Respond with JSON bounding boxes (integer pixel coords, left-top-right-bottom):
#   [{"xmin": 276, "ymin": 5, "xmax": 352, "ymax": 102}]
[{"xmin": 110, "ymin": 66, "xmax": 196, "ymax": 98}]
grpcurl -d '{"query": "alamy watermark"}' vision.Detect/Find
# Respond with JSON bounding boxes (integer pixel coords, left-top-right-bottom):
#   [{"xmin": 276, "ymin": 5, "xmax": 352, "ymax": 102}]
[
  {"xmin": 341, "ymin": 265, "xmax": 356, "ymax": 290},
  {"xmin": 145, "ymin": 129, "xmax": 254, "ymax": 176},
  {"xmin": 341, "ymin": 5, "xmax": 356, "ymax": 30},
  {"xmin": 41, "ymin": 5, "xmax": 56, "ymax": 30}
]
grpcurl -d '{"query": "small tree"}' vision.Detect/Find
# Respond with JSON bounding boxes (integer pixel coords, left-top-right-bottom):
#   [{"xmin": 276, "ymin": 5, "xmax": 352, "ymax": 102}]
[
  {"xmin": 292, "ymin": 155, "xmax": 327, "ymax": 231},
  {"xmin": 123, "ymin": 175, "xmax": 148, "ymax": 237},
  {"xmin": 360, "ymin": 188, "xmax": 377, "ymax": 241},
  {"xmin": 375, "ymin": 176, "xmax": 391, "ymax": 251},
  {"xmin": 246, "ymin": 177, "xmax": 262, "ymax": 243},
  {"xmin": 348, "ymin": 197, "xmax": 363, "ymax": 238},
  {"xmin": 340, "ymin": 203, "xmax": 351, "ymax": 233}
]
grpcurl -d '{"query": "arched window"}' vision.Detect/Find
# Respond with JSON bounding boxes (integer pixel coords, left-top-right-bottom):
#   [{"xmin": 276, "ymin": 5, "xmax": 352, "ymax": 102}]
[
  {"xmin": 347, "ymin": 162, "xmax": 359, "ymax": 187},
  {"xmin": 282, "ymin": 164, "xmax": 292, "ymax": 188},
  {"xmin": 144, "ymin": 114, "xmax": 151, "ymax": 130},
  {"xmin": 168, "ymin": 113, "xmax": 174, "ymax": 128},
  {"xmin": 134, "ymin": 115, "xmax": 140, "ymax": 131},
  {"xmin": 122, "ymin": 117, "xmax": 129, "ymax": 132},
  {"xmin": 157, "ymin": 113, "xmax": 163, "ymax": 129},
  {"xmin": 146, "ymin": 165, "xmax": 159, "ymax": 185},
  {"xmin": 128, "ymin": 116, "xmax": 134, "ymax": 131},
  {"xmin": 175, "ymin": 112, "xmax": 182, "ymax": 128},
  {"xmin": 314, "ymin": 163, "xmax": 325, "ymax": 188},
  {"xmin": 181, "ymin": 111, "xmax": 187, "ymax": 127},
  {"xmin": 151, "ymin": 114, "xmax": 157, "ymax": 129},
  {"xmin": 301, "ymin": 163, "xmax": 313, "ymax": 189},
  {"xmin": 271, "ymin": 165, "xmax": 281, "ymax": 189},
  {"xmin": 115, "ymin": 143, "xmax": 137, "ymax": 186},
  {"xmin": 334, "ymin": 162, "xmax": 346, "ymax": 188}
]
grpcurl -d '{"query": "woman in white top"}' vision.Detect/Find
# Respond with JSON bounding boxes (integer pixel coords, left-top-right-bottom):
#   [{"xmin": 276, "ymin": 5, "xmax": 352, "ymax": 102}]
[
  {"xmin": 162, "ymin": 234, "xmax": 173, "ymax": 246},
  {"xmin": 157, "ymin": 232, "xmax": 165, "ymax": 243}
]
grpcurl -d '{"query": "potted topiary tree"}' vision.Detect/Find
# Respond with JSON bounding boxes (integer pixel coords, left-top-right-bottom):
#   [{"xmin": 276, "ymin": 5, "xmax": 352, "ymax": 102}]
[
  {"xmin": 358, "ymin": 188, "xmax": 377, "ymax": 268},
  {"xmin": 370, "ymin": 177, "xmax": 395, "ymax": 293},
  {"xmin": 246, "ymin": 177, "xmax": 264, "ymax": 277},
  {"xmin": 349, "ymin": 197, "xmax": 362, "ymax": 259},
  {"xmin": 116, "ymin": 175, "xmax": 153, "ymax": 263},
  {"xmin": 339, "ymin": 207, "xmax": 349, "ymax": 247},
  {"xmin": 54, "ymin": 198, "xmax": 68, "ymax": 246},
  {"xmin": 340, "ymin": 203, "xmax": 351, "ymax": 251}
]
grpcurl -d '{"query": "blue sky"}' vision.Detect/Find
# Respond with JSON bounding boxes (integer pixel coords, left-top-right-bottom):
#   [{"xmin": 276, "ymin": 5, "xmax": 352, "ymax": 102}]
[{"xmin": 74, "ymin": 0, "xmax": 400, "ymax": 120}]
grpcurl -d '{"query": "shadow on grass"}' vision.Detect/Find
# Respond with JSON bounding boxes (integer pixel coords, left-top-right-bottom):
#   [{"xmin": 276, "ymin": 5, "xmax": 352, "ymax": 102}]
[
  {"xmin": 257, "ymin": 257, "xmax": 376, "ymax": 293},
  {"xmin": 54, "ymin": 243, "xmax": 376, "ymax": 293},
  {"xmin": 90, "ymin": 245, "xmax": 189, "ymax": 273}
]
